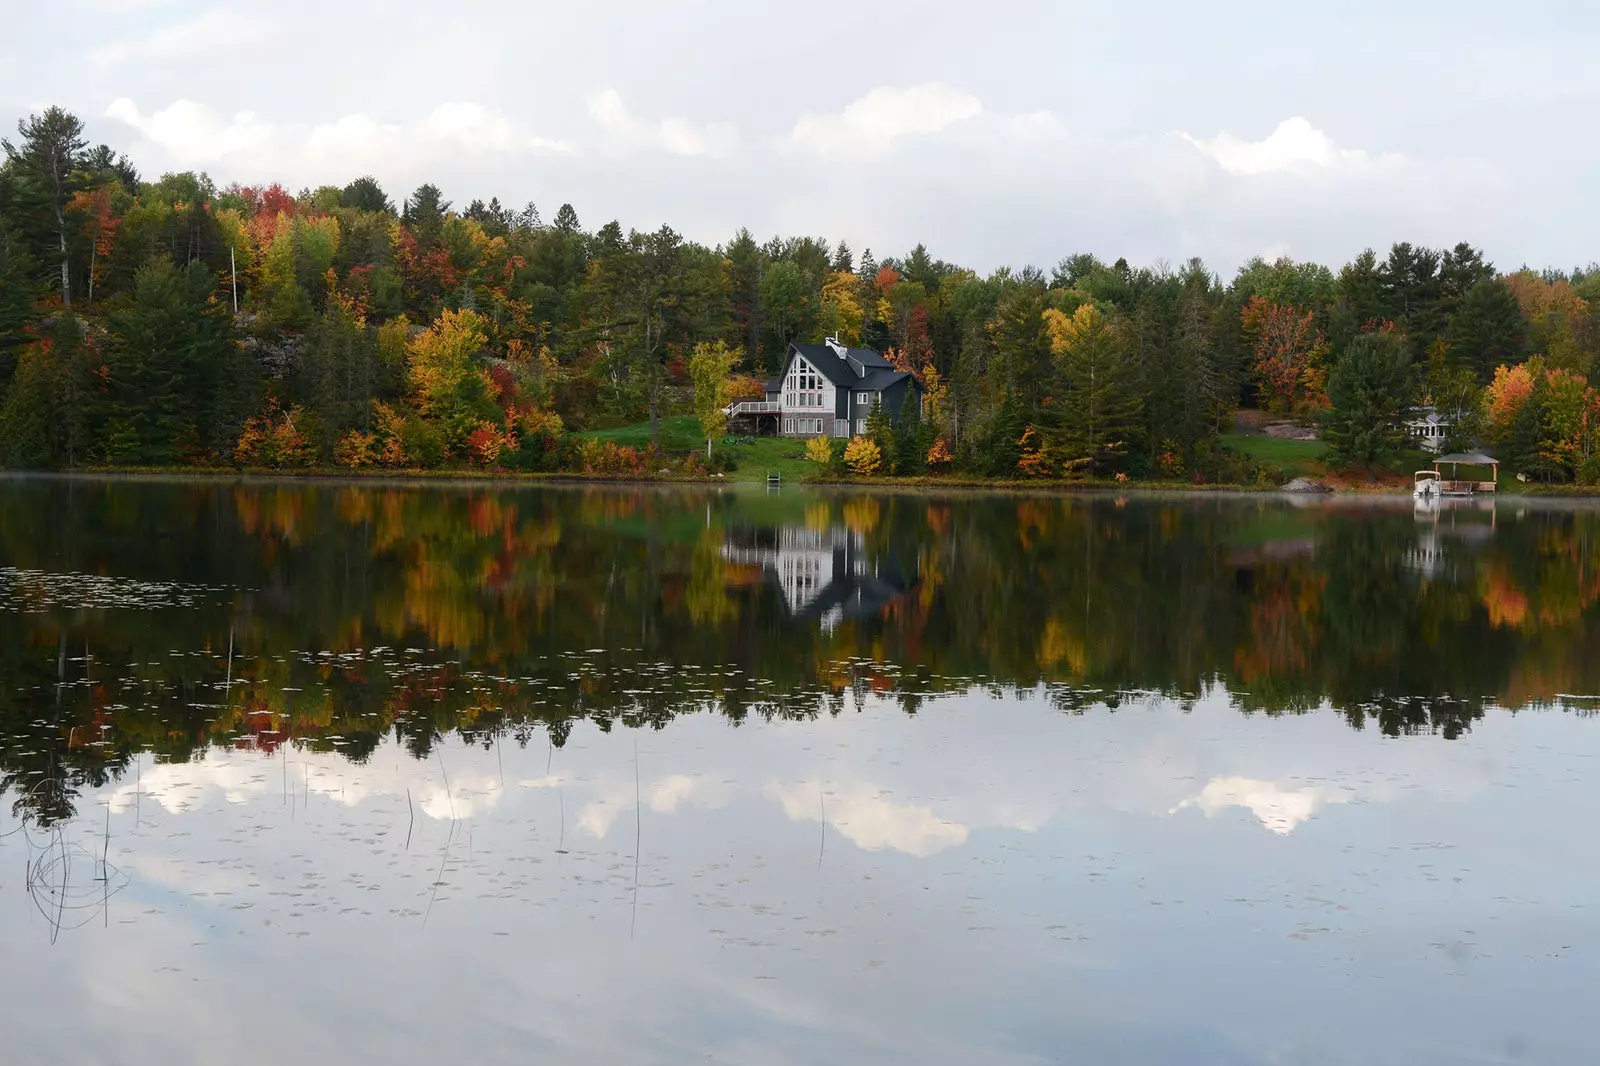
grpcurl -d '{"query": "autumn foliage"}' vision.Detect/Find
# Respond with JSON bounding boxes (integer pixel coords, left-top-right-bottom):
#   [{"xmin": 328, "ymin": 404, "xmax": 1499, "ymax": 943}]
[{"xmin": 1241, "ymin": 297, "xmax": 1329, "ymax": 416}]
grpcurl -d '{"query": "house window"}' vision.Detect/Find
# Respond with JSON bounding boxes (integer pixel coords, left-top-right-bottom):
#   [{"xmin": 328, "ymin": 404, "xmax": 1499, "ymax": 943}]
[
  {"xmin": 835, "ymin": 422, "xmax": 849, "ymax": 438},
  {"xmin": 856, "ymin": 419, "xmax": 868, "ymax": 435},
  {"xmin": 783, "ymin": 419, "xmax": 793, "ymax": 433},
  {"xmin": 783, "ymin": 358, "xmax": 825, "ymax": 409},
  {"xmin": 857, "ymin": 391, "xmax": 872, "ymax": 404}
]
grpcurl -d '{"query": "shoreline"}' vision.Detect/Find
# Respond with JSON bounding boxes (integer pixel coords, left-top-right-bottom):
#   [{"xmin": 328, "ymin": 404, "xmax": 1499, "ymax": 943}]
[{"xmin": 5, "ymin": 465, "xmax": 1600, "ymax": 499}]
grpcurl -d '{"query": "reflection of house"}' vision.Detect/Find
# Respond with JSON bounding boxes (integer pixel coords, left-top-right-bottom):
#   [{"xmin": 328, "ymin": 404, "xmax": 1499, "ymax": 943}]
[
  {"xmin": 1405, "ymin": 498, "xmax": 1497, "ymax": 579},
  {"xmin": 722, "ymin": 525, "xmax": 914, "ymax": 631},
  {"xmin": 1407, "ymin": 407, "xmax": 1452, "ymax": 454},
  {"xmin": 725, "ymin": 338, "xmax": 922, "ymax": 439}
]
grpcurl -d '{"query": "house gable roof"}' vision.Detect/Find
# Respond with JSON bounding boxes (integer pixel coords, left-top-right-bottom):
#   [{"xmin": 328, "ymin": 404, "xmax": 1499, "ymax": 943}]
[
  {"xmin": 774, "ymin": 342, "xmax": 921, "ymax": 394},
  {"xmin": 856, "ymin": 368, "xmax": 913, "ymax": 392},
  {"xmin": 786, "ymin": 343, "xmax": 863, "ymax": 388}
]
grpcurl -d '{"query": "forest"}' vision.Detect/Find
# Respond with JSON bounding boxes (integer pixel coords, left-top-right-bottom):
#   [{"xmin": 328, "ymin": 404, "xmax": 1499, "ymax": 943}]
[{"xmin": 3, "ymin": 105, "xmax": 1600, "ymax": 482}]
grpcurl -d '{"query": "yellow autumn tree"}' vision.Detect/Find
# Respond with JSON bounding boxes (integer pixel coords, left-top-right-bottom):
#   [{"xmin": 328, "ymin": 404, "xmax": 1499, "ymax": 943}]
[
  {"xmin": 819, "ymin": 272, "xmax": 864, "ymax": 345},
  {"xmin": 843, "ymin": 435, "xmax": 882, "ymax": 476},
  {"xmin": 689, "ymin": 340, "xmax": 740, "ymax": 457},
  {"xmin": 407, "ymin": 309, "xmax": 500, "ymax": 457}
]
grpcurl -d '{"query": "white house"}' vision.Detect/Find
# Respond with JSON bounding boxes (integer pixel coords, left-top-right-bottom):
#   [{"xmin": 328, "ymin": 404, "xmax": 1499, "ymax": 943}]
[{"xmin": 1406, "ymin": 407, "xmax": 1453, "ymax": 454}]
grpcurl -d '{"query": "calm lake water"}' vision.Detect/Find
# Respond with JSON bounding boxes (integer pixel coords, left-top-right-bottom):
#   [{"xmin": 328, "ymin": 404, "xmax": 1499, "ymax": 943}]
[{"xmin": 1, "ymin": 476, "xmax": 1597, "ymax": 1065}]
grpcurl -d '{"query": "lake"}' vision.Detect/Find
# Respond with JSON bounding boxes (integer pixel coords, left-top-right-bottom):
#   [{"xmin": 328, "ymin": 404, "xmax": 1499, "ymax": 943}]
[{"xmin": 1, "ymin": 476, "xmax": 1596, "ymax": 1065}]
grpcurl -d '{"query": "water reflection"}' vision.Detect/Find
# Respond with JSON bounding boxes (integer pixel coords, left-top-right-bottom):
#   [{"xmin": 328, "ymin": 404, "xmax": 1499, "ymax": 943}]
[
  {"xmin": 4, "ymin": 479, "xmax": 1600, "ymax": 827},
  {"xmin": 3, "ymin": 477, "xmax": 1600, "ymax": 1064}
]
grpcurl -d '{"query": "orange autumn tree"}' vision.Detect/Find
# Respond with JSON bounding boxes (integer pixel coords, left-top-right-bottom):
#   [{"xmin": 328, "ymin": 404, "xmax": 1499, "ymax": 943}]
[
  {"xmin": 1240, "ymin": 297, "xmax": 1329, "ymax": 416},
  {"xmin": 1485, "ymin": 361, "xmax": 1537, "ymax": 443}
]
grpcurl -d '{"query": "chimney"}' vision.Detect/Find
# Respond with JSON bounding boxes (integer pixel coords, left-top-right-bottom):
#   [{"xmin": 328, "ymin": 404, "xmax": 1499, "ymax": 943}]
[{"xmin": 825, "ymin": 336, "xmax": 848, "ymax": 359}]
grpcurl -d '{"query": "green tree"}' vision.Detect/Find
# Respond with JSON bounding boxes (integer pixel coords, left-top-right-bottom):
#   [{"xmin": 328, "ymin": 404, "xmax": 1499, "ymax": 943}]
[
  {"xmin": 991, "ymin": 278, "xmax": 1052, "ymax": 415},
  {"xmin": 689, "ymin": 340, "xmax": 739, "ymax": 457},
  {"xmin": 2, "ymin": 107, "xmax": 90, "ymax": 306},
  {"xmin": 1322, "ymin": 331, "xmax": 1415, "ymax": 478},
  {"xmin": 1446, "ymin": 278, "xmax": 1526, "ymax": 383},
  {"xmin": 1045, "ymin": 303, "xmax": 1141, "ymax": 474},
  {"xmin": 866, "ymin": 396, "xmax": 896, "ymax": 473},
  {"xmin": 895, "ymin": 387, "xmax": 928, "ymax": 475},
  {"xmin": 0, "ymin": 223, "xmax": 37, "ymax": 388},
  {"xmin": 341, "ymin": 176, "xmax": 391, "ymax": 214},
  {"xmin": 104, "ymin": 259, "xmax": 238, "ymax": 463},
  {"xmin": 760, "ymin": 260, "xmax": 811, "ymax": 353}
]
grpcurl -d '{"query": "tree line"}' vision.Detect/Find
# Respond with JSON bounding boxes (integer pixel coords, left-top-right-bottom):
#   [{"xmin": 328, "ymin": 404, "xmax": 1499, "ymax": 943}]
[{"xmin": 3, "ymin": 105, "xmax": 1599, "ymax": 481}]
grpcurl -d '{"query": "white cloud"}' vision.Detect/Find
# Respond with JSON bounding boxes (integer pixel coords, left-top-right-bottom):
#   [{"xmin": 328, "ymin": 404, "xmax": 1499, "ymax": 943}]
[
  {"xmin": 1179, "ymin": 116, "xmax": 1384, "ymax": 176},
  {"xmin": 1170, "ymin": 776, "xmax": 1357, "ymax": 835},
  {"xmin": 91, "ymin": 9, "xmax": 263, "ymax": 67},
  {"xmin": 789, "ymin": 83, "xmax": 982, "ymax": 156},
  {"xmin": 1002, "ymin": 109, "xmax": 1064, "ymax": 142},
  {"xmin": 770, "ymin": 780, "xmax": 968, "ymax": 858},
  {"xmin": 106, "ymin": 97, "xmax": 272, "ymax": 163},
  {"xmin": 587, "ymin": 89, "xmax": 733, "ymax": 157},
  {"xmin": 105, "ymin": 98, "xmax": 572, "ymax": 185}
]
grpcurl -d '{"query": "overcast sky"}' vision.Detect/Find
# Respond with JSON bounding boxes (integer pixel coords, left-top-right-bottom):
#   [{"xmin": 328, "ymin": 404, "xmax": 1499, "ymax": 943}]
[{"xmin": 5, "ymin": 0, "xmax": 1598, "ymax": 275}]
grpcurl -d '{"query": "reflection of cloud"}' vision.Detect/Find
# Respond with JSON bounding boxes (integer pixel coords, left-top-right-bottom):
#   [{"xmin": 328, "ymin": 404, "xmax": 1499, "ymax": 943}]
[
  {"xmin": 106, "ymin": 757, "xmax": 367, "ymax": 814},
  {"xmin": 649, "ymin": 774, "xmax": 698, "ymax": 813},
  {"xmin": 770, "ymin": 781, "xmax": 967, "ymax": 857},
  {"xmin": 1171, "ymin": 776, "xmax": 1354, "ymax": 835},
  {"xmin": 414, "ymin": 774, "xmax": 502, "ymax": 821},
  {"xmin": 577, "ymin": 800, "xmax": 620, "ymax": 839}
]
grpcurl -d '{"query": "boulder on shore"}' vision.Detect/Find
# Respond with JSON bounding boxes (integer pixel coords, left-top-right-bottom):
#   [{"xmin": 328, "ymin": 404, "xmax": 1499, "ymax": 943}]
[{"xmin": 1281, "ymin": 477, "xmax": 1334, "ymax": 494}]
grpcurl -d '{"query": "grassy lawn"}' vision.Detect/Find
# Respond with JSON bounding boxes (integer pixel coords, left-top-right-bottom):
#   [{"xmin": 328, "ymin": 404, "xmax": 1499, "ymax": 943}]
[
  {"xmin": 1220, "ymin": 433, "xmax": 1329, "ymax": 474},
  {"xmin": 579, "ymin": 415, "xmax": 704, "ymax": 451},
  {"xmin": 576, "ymin": 417, "xmax": 813, "ymax": 483}
]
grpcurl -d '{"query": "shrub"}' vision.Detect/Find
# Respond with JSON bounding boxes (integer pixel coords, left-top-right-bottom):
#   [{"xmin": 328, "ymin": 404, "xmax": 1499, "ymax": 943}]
[
  {"xmin": 577, "ymin": 438, "xmax": 647, "ymax": 477},
  {"xmin": 805, "ymin": 436, "xmax": 833, "ymax": 467},
  {"xmin": 334, "ymin": 430, "xmax": 377, "ymax": 468},
  {"xmin": 399, "ymin": 417, "xmax": 446, "ymax": 469},
  {"xmin": 235, "ymin": 401, "xmax": 314, "ymax": 469},
  {"xmin": 843, "ymin": 435, "xmax": 882, "ymax": 476}
]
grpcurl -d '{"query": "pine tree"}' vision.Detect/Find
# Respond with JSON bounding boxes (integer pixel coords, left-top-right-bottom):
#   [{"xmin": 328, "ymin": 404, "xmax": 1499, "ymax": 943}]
[
  {"xmin": 2, "ymin": 107, "xmax": 89, "ymax": 306},
  {"xmin": 105, "ymin": 260, "xmax": 237, "ymax": 463},
  {"xmin": 1447, "ymin": 279, "xmax": 1527, "ymax": 384},
  {"xmin": 865, "ymin": 396, "xmax": 896, "ymax": 473},
  {"xmin": 1045, "ymin": 303, "xmax": 1141, "ymax": 474},
  {"xmin": 895, "ymin": 387, "xmax": 926, "ymax": 475},
  {"xmin": 1322, "ymin": 331, "xmax": 1415, "ymax": 479},
  {"xmin": 0, "ymin": 223, "xmax": 37, "ymax": 389}
]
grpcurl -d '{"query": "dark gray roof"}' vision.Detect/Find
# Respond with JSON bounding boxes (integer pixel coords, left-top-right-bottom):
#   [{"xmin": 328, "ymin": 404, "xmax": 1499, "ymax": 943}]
[
  {"xmin": 856, "ymin": 368, "xmax": 913, "ymax": 392},
  {"xmin": 844, "ymin": 347, "xmax": 892, "ymax": 377},
  {"xmin": 788, "ymin": 343, "xmax": 862, "ymax": 387}
]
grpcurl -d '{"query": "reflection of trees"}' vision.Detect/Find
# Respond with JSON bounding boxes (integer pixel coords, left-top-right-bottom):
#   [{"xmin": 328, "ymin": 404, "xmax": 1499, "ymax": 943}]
[{"xmin": 4, "ymin": 480, "xmax": 1600, "ymax": 824}]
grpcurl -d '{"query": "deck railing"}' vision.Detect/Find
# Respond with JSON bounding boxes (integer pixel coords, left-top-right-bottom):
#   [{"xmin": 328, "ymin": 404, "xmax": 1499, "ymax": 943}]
[{"xmin": 725, "ymin": 400, "xmax": 781, "ymax": 417}]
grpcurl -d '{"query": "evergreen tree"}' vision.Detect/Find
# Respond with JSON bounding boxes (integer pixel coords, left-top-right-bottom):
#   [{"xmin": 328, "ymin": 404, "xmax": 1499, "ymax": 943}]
[
  {"xmin": 0, "ymin": 222, "xmax": 37, "ymax": 389},
  {"xmin": 1045, "ymin": 303, "xmax": 1141, "ymax": 474},
  {"xmin": 865, "ymin": 396, "xmax": 896, "ymax": 473},
  {"xmin": 104, "ymin": 259, "xmax": 237, "ymax": 463},
  {"xmin": 978, "ymin": 389, "xmax": 1025, "ymax": 477},
  {"xmin": 991, "ymin": 278, "xmax": 1052, "ymax": 416},
  {"xmin": 1447, "ymin": 278, "xmax": 1527, "ymax": 383},
  {"xmin": 2, "ymin": 107, "xmax": 89, "ymax": 306},
  {"xmin": 895, "ymin": 387, "xmax": 927, "ymax": 475},
  {"xmin": 0, "ymin": 313, "xmax": 94, "ymax": 467},
  {"xmin": 340, "ymin": 176, "xmax": 391, "ymax": 214},
  {"xmin": 1322, "ymin": 331, "xmax": 1415, "ymax": 479}
]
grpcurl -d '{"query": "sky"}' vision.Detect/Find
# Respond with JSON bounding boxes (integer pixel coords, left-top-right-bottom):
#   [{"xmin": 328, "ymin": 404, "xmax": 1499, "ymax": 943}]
[{"xmin": 3, "ymin": 0, "xmax": 1599, "ymax": 275}]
